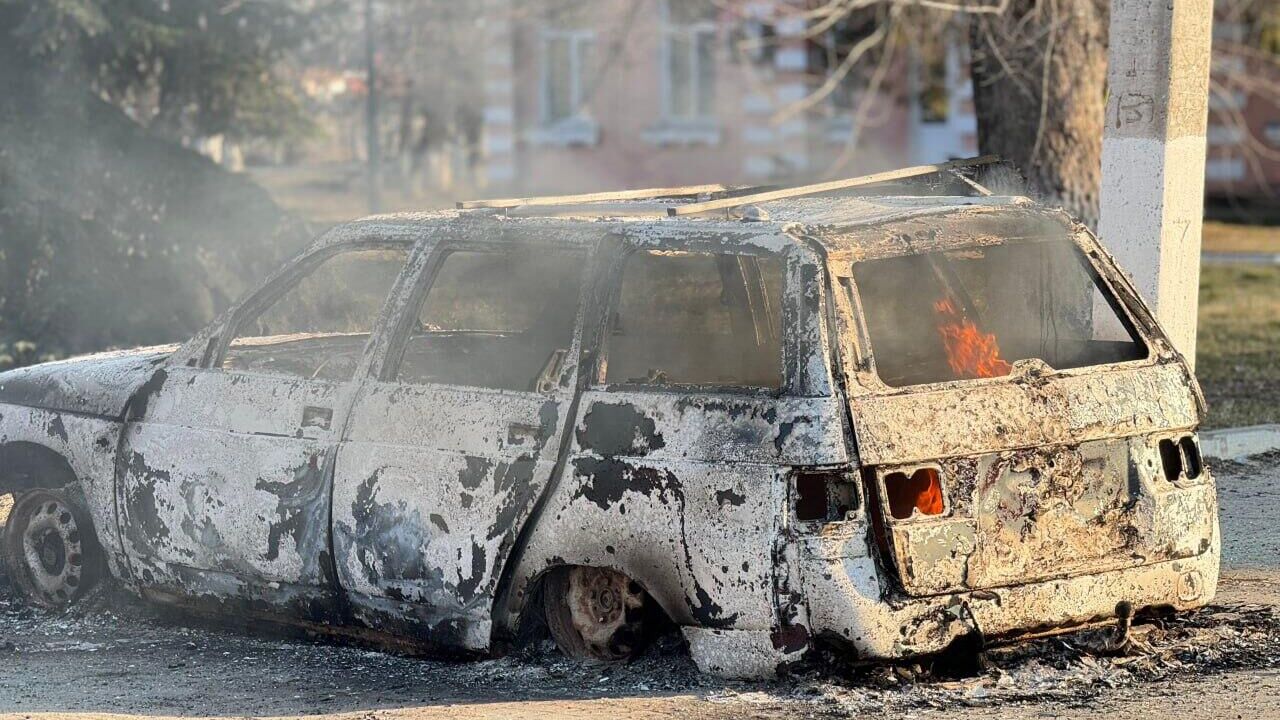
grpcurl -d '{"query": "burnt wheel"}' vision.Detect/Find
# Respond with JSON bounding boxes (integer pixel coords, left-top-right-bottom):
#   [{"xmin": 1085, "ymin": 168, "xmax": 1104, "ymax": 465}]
[
  {"xmin": 2, "ymin": 489, "xmax": 101, "ymax": 609},
  {"xmin": 544, "ymin": 566, "xmax": 649, "ymax": 662}
]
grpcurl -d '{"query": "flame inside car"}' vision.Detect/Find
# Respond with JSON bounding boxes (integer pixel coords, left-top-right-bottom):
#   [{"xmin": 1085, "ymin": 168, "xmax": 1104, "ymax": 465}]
[{"xmin": 932, "ymin": 297, "xmax": 1012, "ymax": 380}]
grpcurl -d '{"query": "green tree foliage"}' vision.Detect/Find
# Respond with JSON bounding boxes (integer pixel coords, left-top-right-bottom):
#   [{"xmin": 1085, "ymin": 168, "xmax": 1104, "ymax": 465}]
[
  {"xmin": 2, "ymin": 0, "xmax": 333, "ymax": 141},
  {"xmin": 0, "ymin": 1, "xmax": 324, "ymax": 370}
]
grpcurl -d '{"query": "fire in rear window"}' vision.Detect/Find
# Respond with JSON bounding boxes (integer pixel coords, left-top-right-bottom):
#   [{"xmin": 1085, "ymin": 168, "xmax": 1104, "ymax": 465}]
[{"xmin": 851, "ymin": 239, "xmax": 1149, "ymax": 388}]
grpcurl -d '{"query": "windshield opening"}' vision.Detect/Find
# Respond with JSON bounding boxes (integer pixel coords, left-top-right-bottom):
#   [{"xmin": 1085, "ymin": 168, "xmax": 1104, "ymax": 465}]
[{"xmin": 851, "ymin": 238, "xmax": 1149, "ymax": 388}]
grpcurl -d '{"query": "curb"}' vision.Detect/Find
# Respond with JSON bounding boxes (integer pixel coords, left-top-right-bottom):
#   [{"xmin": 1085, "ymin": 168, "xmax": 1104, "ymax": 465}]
[{"xmin": 1201, "ymin": 424, "xmax": 1280, "ymax": 461}]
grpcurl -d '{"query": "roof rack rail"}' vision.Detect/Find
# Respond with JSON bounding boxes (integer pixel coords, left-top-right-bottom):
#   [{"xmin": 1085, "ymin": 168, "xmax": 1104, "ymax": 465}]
[
  {"xmin": 456, "ymin": 183, "xmax": 729, "ymax": 210},
  {"xmin": 666, "ymin": 155, "xmax": 1000, "ymax": 217},
  {"xmin": 949, "ymin": 168, "xmax": 994, "ymax": 196}
]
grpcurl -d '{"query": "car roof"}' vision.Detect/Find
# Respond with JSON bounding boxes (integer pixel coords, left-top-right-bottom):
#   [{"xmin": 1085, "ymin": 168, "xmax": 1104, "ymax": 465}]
[{"xmin": 310, "ymin": 193, "xmax": 1075, "ymax": 259}]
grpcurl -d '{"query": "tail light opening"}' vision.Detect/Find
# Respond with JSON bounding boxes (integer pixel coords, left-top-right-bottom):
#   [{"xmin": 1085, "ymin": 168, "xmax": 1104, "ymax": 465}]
[
  {"xmin": 1179, "ymin": 437, "xmax": 1203, "ymax": 480},
  {"xmin": 883, "ymin": 467, "xmax": 946, "ymax": 520},
  {"xmin": 1157, "ymin": 435, "xmax": 1204, "ymax": 483},
  {"xmin": 792, "ymin": 468, "xmax": 859, "ymax": 523},
  {"xmin": 1158, "ymin": 439, "xmax": 1182, "ymax": 482}
]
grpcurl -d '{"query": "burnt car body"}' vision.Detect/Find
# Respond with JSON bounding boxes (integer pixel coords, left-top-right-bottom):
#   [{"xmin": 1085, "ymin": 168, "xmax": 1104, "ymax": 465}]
[{"xmin": 0, "ymin": 191, "xmax": 1217, "ymax": 678}]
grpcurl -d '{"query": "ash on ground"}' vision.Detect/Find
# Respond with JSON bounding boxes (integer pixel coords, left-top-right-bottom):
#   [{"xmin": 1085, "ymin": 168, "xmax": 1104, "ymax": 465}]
[{"xmin": 1, "ymin": 574, "xmax": 1277, "ymax": 717}]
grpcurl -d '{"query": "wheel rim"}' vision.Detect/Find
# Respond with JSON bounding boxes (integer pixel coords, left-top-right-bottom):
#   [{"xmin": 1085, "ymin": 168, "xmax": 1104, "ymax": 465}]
[
  {"xmin": 15, "ymin": 496, "xmax": 85, "ymax": 606},
  {"xmin": 563, "ymin": 566, "xmax": 646, "ymax": 658}
]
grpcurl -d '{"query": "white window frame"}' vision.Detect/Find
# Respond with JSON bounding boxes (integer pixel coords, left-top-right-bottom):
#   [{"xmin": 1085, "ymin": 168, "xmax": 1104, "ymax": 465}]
[
  {"xmin": 1265, "ymin": 120, "xmax": 1280, "ymax": 147},
  {"xmin": 540, "ymin": 28, "xmax": 595, "ymax": 125},
  {"xmin": 1205, "ymin": 156, "xmax": 1246, "ymax": 182},
  {"xmin": 659, "ymin": 0, "xmax": 717, "ymax": 122},
  {"xmin": 534, "ymin": 27, "xmax": 600, "ymax": 147},
  {"xmin": 1207, "ymin": 123, "xmax": 1244, "ymax": 146}
]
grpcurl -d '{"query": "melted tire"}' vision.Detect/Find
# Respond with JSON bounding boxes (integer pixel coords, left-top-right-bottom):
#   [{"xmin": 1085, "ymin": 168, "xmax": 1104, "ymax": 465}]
[
  {"xmin": 2, "ymin": 488, "xmax": 102, "ymax": 609},
  {"xmin": 543, "ymin": 566, "xmax": 648, "ymax": 663}
]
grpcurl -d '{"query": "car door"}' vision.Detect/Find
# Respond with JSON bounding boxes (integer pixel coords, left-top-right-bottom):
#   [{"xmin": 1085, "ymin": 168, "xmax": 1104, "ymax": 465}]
[
  {"xmin": 331, "ymin": 233, "xmax": 590, "ymax": 651},
  {"xmin": 553, "ymin": 244, "xmax": 809, "ymax": 630},
  {"xmin": 115, "ymin": 242, "xmax": 412, "ymax": 604}
]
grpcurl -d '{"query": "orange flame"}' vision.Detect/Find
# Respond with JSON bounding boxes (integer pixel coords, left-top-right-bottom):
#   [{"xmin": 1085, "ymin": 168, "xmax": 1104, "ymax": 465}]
[{"xmin": 933, "ymin": 298, "xmax": 1012, "ymax": 379}]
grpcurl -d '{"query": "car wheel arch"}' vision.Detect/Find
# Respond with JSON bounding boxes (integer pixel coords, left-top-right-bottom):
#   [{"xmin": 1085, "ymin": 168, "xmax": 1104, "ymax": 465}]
[
  {"xmin": 511, "ymin": 562, "xmax": 684, "ymax": 640},
  {"xmin": 0, "ymin": 441, "xmax": 79, "ymax": 495}
]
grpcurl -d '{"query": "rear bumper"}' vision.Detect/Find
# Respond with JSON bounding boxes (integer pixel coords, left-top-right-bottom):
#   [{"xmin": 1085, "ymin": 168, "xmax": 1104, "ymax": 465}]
[{"xmin": 796, "ymin": 521, "xmax": 1220, "ymax": 660}]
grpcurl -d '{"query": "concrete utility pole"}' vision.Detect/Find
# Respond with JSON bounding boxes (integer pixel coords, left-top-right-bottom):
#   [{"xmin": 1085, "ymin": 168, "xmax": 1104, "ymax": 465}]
[{"xmin": 1100, "ymin": 0, "xmax": 1213, "ymax": 365}]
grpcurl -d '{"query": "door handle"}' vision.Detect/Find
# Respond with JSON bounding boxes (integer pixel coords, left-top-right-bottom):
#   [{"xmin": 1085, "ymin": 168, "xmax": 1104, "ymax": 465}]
[{"xmin": 301, "ymin": 406, "xmax": 334, "ymax": 432}]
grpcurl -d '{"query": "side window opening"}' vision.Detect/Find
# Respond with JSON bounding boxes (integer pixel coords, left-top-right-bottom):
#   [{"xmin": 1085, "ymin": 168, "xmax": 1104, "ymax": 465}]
[
  {"xmin": 221, "ymin": 247, "xmax": 408, "ymax": 381},
  {"xmin": 397, "ymin": 248, "xmax": 584, "ymax": 392},
  {"xmin": 604, "ymin": 251, "xmax": 783, "ymax": 389}
]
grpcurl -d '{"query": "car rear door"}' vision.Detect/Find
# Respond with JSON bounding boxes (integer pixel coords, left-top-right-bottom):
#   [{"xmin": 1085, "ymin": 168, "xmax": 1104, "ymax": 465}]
[
  {"xmin": 552, "ymin": 241, "xmax": 829, "ymax": 631},
  {"xmin": 115, "ymin": 243, "xmax": 411, "ymax": 605},
  {"xmin": 330, "ymin": 230, "xmax": 591, "ymax": 651}
]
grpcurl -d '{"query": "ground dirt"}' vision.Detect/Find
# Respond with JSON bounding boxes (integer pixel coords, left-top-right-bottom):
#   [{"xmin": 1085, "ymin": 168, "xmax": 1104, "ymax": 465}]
[{"xmin": 2, "ymin": 456, "xmax": 1278, "ymax": 719}]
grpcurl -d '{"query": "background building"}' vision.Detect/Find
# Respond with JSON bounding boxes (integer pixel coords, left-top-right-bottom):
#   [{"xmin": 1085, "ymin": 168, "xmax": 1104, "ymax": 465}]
[{"xmin": 478, "ymin": 0, "xmax": 976, "ymax": 193}]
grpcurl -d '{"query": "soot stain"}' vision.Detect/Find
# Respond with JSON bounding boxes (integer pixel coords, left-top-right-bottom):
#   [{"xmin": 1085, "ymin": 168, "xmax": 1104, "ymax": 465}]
[
  {"xmin": 454, "ymin": 541, "xmax": 488, "ymax": 601},
  {"xmin": 773, "ymin": 416, "xmax": 813, "ymax": 454},
  {"xmin": 691, "ymin": 584, "xmax": 740, "ymax": 628},
  {"xmin": 576, "ymin": 402, "xmax": 666, "ymax": 457},
  {"xmin": 46, "ymin": 415, "xmax": 68, "ymax": 443},
  {"xmin": 430, "ymin": 513, "xmax": 450, "ymax": 533},
  {"xmin": 715, "ymin": 488, "xmax": 746, "ymax": 507},
  {"xmin": 346, "ymin": 471, "xmax": 447, "ymax": 595},
  {"xmin": 571, "ymin": 456, "xmax": 682, "ymax": 511},
  {"xmin": 123, "ymin": 451, "xmax": 172, "ymax": 544},
  {"xmin": 457, "ymin": 456, "xmax": 494, "ymax": 492},
  {"xmin": 255, "ymin": 459, "xmax": 327, "ymax": 567},
  {"xmin": 126, "ymin": 368, "xmax": 168, "ymax": 420}
]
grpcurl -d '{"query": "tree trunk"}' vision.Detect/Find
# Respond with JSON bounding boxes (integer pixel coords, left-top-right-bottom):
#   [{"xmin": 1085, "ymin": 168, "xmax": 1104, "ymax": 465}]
[{"xmin": 969, "ymin": 0, "xmax": 1109, "ymax": 227}]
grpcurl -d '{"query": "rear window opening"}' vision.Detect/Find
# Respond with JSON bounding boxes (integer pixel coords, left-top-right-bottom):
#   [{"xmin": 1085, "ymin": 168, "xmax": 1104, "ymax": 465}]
[
  {"xmin": 884, "ymin": 468, "xmax": 945, "ymax": 520},
  {"xmin": 851, "ymin": 238, "xmax": 1149, "ymax": 388}
]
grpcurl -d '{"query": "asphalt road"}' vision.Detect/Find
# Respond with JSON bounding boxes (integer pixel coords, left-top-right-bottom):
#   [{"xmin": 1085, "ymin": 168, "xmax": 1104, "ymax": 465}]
[{"xmin": 2, "ymin": 454, "xmax": 1279, "ymax": 720}]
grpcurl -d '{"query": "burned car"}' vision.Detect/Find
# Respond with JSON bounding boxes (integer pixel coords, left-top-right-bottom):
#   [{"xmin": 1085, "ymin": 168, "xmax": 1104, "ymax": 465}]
[{"xmin": 0, "ymin": 161, "xmax": 1217, "ymax": 678}]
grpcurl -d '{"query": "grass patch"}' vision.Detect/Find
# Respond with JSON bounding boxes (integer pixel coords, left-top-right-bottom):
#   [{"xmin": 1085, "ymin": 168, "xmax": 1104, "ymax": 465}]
[
  {"xmin": 1197, "ymin": 263, "xmax": 1280, "ymax": 429},
  {"xmin": 1202, "ymin": 221, "xmax": 1280, "ymax": 254}
]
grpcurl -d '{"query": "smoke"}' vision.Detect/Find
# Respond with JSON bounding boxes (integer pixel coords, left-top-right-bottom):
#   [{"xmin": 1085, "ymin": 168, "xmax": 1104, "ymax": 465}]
[{"xmin": 0, "ymin": 29, "xmax": 310, "ymax": 370}]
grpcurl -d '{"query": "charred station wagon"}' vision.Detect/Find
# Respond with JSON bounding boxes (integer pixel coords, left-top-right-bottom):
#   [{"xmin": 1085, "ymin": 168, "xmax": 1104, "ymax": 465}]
[{"xmin": 0, "ymin": 160, "xmax": 1218, "ymax": 678}]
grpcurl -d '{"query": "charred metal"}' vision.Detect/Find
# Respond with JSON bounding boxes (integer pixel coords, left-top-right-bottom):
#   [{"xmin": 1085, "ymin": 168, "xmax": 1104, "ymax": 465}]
[{"xmin": 0, "ymin": 192, "xmax": 1217, "ymax": 679}]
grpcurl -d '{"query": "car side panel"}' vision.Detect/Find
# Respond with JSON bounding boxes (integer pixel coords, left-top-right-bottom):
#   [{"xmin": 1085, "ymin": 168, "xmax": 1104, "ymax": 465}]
[
  {"xmin": 332, "ymin": 384, "xmax": 567, "ymax": 650},
  {"xmin": 501, "ymin": 391, "xmax": 849, "ymax": 634}
]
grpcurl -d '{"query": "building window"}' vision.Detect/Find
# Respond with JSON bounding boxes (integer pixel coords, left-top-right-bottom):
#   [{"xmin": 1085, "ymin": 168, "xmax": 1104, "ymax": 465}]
[
  {"xmin": 1209, "ymin": 89, "xmax": 1247, "ymax": 111},
  {"xmin": 542, "ymin": 29, "xmax": 595, "ymax": 125},
  {"xmin": 1205, "ymin": 157, "xmax": 1246, "ymax": 182},
  {"xmin": 534, "ymin": 23, "xmax": 599, "ymax": 147},
  {"xmin": 817, "ymin": 13, "xmax": 884, "ymax": 143},
  {"xmin": 1265, "ymin": 121, "xmax": 1280, "ymax": 146},
  {"xmin": 661, "ymin": 0, "xmax": 717, "ymax": 121},
  {"xmin": 1207, "ymin": 124, "xmax": 1244, "ymax": 146}
]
